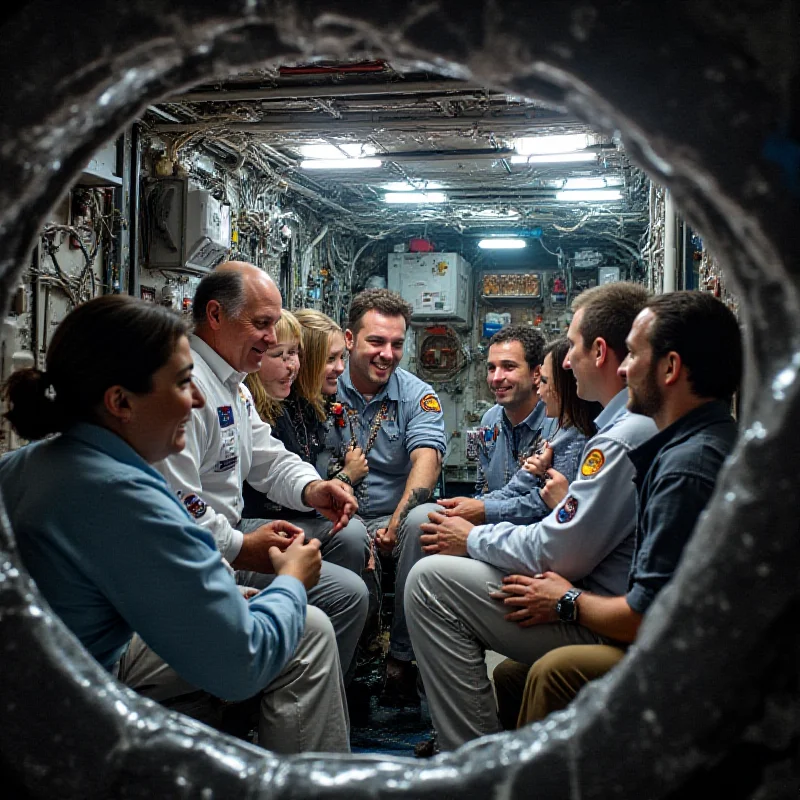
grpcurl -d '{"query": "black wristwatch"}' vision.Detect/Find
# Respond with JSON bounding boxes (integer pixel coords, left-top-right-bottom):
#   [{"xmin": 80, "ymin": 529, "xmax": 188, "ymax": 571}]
[{"xmin": 556, "ymin": 588, "xmax": 583, "ymax": 623}]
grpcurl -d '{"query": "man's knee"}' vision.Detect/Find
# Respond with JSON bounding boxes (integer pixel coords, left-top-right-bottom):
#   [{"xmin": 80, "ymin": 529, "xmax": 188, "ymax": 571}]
[
  {"xmin": 405, "ymin": 553, "xmax": 455, "ymax": 614},
  {"xmin": 333, "ymin": 518, "xmax": 370, "ymax": 556},
  {"xmin": 300, "ymin": 605, "xmax": 338, "ymax": 651},
  {"xmin": 402, "ymin": 502, "xmax": 439, "ymax": 534},
  {"xmin": 320, "ymin": 561, "xmax": 369, "ymax": 612}
]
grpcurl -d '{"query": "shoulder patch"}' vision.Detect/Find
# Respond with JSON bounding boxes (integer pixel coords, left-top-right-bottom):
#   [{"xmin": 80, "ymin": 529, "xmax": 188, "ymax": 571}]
[
  {"xmin": 420, "ymin": 393, "xmax": 442, "ymax": 413},
  {"xmin": 556, "ymin": 496, "xmax": 579, "ymax": 524},
  {"xmin": 217, "ymin": 405, "xmax": 234, "ymax": 428},
  {"xmin": 183, "ymin": 493, "xmax": 207, "ymax": 519},
  {"xmin": 580, "ymin": 448, "xmax": 605, "ymax": 477}
]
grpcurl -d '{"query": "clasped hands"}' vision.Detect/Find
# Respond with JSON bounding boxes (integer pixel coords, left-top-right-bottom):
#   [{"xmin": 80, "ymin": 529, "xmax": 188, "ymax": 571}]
[{"xmin": 489, "ymin": 571, "xmax": 574, "ymax": 627}]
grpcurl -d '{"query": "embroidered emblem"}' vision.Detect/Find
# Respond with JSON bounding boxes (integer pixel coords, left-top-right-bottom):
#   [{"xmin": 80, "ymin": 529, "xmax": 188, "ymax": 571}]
[
  {"xmin": 420, "ymin": 393, "xmax": 442, "ymax": 413},
  {"xmin": 183, "ymin": 493, "xmax": 207, "ymax": 519},
  {"xmin": 581, "ymin": 448, "xmax": 605, "ymax": 477},
  {"xmin": 557, "ymin": 496, "xmax": 579, "ymax": 524},
  {"xmin": 217, "ymin": 405, "xmax": 234, "ymax": 428}
]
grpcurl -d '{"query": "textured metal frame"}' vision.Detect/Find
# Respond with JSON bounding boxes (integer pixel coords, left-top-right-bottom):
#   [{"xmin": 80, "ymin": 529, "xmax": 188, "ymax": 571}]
[{"xmin": 0, "ymin": 2, "xmax": 798, "ymax": 797}]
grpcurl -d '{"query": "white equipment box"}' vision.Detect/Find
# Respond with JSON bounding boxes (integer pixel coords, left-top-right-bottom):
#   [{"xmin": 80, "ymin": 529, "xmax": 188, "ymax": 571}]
[
  {"xmin": 387, "ymin": 252, "xmax": 472, "ymax": 324},
  {"xmin": 146, "ymin": 178, "xmax": 231, "ymax": 273}
]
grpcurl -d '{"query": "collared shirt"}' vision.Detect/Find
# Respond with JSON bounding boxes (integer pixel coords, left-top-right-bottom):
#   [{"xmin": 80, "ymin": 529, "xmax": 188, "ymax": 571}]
[
  {"xmin": 625, "ymin": 400, "xmax": 737, "ymax": 614},
  {"xmin": 481, "ymin": 422, "xmax": 591, "ymax": 525},
  {"xmin": 0, "ymin": 423, "xmax": 306, "ymax": 701},
  {"xmin": 467, "ymin": 389, "xmax": 658, "ymax": 596},
  {"xmin": 474, "ymin": 401, "xmax": 556, "ymax": 496},
  {"xmin": 320, "ymin": 365, "xmax": 446, "ymax": 517},
  {"xmin": 156, "ymin": 335, "xmax": 320, "ymax": 562}
]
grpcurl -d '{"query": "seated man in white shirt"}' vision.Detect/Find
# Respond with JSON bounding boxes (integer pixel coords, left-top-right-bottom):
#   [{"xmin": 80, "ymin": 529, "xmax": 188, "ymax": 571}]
[{"xmin": 152, "ymin": 262, "xmax": 368, "ymax": 682}]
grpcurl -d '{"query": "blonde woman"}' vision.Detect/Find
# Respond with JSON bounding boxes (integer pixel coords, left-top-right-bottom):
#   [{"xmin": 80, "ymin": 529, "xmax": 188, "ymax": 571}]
[{"xmin": 243, "ymin": 310, "xmax": 370, "ymax": 588}]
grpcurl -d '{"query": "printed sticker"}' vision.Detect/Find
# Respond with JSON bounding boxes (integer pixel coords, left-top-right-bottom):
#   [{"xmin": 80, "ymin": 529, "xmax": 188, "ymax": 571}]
[
  {"xmin": 420, "ymin": 393, "xmax": 442, "ymax": 413},
  {"xmin": 557, "ymin": 496, "xmax": 579, "ymax": 524},
  {"xmin": 580, "ymin": 448, "xmax": 606, "ymax": 477},
  {"xmin": 217, "ymin": 405, "xmax": 234, "ymax": 428}
]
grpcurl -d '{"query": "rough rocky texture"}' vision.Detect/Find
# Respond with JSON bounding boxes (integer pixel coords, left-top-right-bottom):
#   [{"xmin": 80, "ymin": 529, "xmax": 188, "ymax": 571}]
[{"xmin": 0, "ymin": 1, "xmax": 799, "ymax": 797}]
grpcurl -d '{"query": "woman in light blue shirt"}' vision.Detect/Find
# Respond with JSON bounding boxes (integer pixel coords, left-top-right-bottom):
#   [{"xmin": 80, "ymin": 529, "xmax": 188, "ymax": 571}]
[{"xmin": 0, "ymin": 295, "xmax": 348, "ymax": 753}]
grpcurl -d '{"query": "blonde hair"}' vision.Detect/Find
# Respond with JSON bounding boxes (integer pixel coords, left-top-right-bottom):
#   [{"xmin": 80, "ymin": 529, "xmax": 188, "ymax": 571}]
[
  {"xmin": 245, "ymin": 309, "xmax": 302, "ymax": 425},
  {"xmin": 293, "ymin": 309, "xmax": 343, "ymax": 421}
]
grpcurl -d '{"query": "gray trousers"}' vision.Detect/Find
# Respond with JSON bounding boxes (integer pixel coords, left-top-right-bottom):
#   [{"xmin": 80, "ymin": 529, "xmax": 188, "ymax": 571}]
[
  {"xmin": 236, "ymin": 516, "xmax": 369, "ymax": 676},
  {"xmin": 119, "ymin": 606, "xmax": 350, "ymax": 754},
  {"xmin": 364, "ymin": 502, "xmax": 439, "ymax": 662},
  {"xmin": 405, "ymin": 555, "xmax": 609, "ymax": 751}
]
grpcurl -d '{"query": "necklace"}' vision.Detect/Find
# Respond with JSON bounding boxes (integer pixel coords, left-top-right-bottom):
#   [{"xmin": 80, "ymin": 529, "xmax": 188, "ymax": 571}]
[
  {"xmin": 287, "ymin": 397, "xmax": 319, "ymax": 464},
  {"xmin": 344, "ymin": 399, "xmax": 390, "ymax": 457}
]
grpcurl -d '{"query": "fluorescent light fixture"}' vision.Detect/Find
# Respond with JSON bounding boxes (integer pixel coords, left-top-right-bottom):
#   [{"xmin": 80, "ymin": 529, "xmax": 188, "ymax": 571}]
[
  {"xmin": 555, "ymin": 189, "xmax": 623, "ymax": 202},
  {"xmin": 301, "ymin": 158, "xmax": 383, "ymax": 169},
  {"xmin": 478, "ymin": 238, "xmax": 527, "ymax": 249},
  {"xmin": 510, "ymin": 152, "xmax": 597, "ymax": 164},
  {"xmin": 563, "ymin": 177, "xmax": 623, "ymax": 190},
  {"xmin": 299, "ymin": 143, "xmax": 376, "ymax": 159},
  {"xmin": 384, "ymin": 192, "xmax": 447, "ymax": 204},
  {"xmin": 514, "ymin": 134, "xmax": 591, "ymax": 155},
  {"xmin": 472, "ymin": 209, "xmax": 520, "ymax": 218}
]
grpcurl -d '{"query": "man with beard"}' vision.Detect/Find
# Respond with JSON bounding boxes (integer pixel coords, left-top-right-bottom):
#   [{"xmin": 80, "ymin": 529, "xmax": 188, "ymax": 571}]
[
  {"xmin": 491, "ymin": 291, "xmax": 740, "ymax": 730},
  {"xmin": 405, "ymin": 282, "xmax": 657, "ymax": 750},
  {"xmin": 322, "ymin": 289, "xmax": 446, "ymax": 702}
]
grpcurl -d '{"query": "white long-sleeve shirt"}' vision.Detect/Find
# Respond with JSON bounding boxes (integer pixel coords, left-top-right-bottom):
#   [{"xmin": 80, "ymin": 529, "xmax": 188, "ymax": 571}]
[{"xmin": 155, "ymin": 335, "xmax": 320, "ymax": 562}]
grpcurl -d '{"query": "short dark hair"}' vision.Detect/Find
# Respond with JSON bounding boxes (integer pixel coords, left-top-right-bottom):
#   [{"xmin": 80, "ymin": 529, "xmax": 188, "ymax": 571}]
[
  {"xmin": 572, "ymin": 282, "xmax": 650, "ymax": 363},
  {"xmin": 347, "ymin": 289, "xmax": 412, "ymax": 334},
  {"xmin": 3, "ymin": 296, "xmax": 189, "ymax": 440},
  {"xmin": 544, "ymin": 337, "xmax": 602, "ymax": 436},
  {"xmin": 645, "ymin": 291, "xmax": 742, "ymax": 400},
  {"xmin": 488, "ymin": 324, "xmax": 546, "ymax": 371},
  {"xmin": 192, "ymin": 269, "xmax": 245, "ymax": 327}
]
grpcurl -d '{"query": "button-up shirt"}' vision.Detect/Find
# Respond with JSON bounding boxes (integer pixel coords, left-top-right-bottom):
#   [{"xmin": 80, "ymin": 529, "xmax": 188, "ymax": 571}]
[
  {"xmin": 474, "ymin": 401, "xmax": 554, "ymax": 496},
  {"xmin": 156, "ymin": 335, "xmax": 320, "ymax": 562},
  {"xmin": 467, "ymin": 389, "xmax": 658, "ymax": 596},
  {"xmin": 320, "ymin": 365, "xmax": 446, "ymax": 517},
  {"xmin": 626, "ymin": 400, "xmax": 737, "ymax": 614},
  {"xmin": 0, "ymin": 423, "xmax": 306, "ymax": 701},
  {"xmin": 481, "ymin": 422, "xmax": 591, "ymax": 525}
]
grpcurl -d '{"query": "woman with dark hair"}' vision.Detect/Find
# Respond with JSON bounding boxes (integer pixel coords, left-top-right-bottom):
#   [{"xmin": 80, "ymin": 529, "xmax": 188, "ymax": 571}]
[
  {"xmin": 0, "ymin": 295, "xmax": 348, "ymax": 753},
  {"xmin": 242, "ymin": 308, "xmax": 370, "ymax": 579},
  {"xmin": 482, "ymin": 337, "xmax": 601, "ymax": 522}
]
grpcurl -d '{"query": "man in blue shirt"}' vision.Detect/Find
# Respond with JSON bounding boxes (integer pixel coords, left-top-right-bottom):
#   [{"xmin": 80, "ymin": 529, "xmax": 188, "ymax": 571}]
[
  {"xmin": 491, "ymin": 290, "xmax": 741, "ymax": 728},
  {"xmin": 436, "ymin": 324, "xmax": 556, "ymax": 526},
  {"xmin": 321, "ymin": 289, "xmax": 447, "ymax": 700}
]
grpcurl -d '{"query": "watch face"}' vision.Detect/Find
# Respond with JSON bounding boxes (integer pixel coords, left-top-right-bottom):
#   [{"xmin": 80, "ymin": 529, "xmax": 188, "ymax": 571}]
[{"xmin": 557, "ymin": 592, "xmax": 578, "ymax": 622}]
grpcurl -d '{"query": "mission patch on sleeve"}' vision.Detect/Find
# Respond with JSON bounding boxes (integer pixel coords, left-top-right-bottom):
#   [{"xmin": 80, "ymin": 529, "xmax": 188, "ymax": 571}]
[
  {"xmin": 420, "ymin": 393, "xmax": 442, "ymax": 413},
  {"xmin": 580, "ymin": 448, "xmax": 605, "ymax": 477}
]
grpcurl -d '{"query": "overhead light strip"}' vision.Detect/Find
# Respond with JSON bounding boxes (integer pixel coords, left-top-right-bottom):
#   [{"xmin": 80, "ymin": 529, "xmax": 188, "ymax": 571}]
[
  {"xmin": 555, "ymin": 189, "xmax": 623, "ymax": 202},
  {"xmin": 384, "ymin": 192, "xmax": 447, "ymax": 204},
  {"xmin": 478, "ymin": 238, "xmax": 527, "ymax": 249},
  {"xmin": 510, "ymin": 152, "xmax": 597, "ymax": 164}
]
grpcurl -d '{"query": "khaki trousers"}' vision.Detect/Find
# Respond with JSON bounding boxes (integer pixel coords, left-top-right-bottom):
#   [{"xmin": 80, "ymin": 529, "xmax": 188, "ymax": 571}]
[
  {"xmin": 493, "ymin": 644, "xmax": 626, "ymax": 728},
  {"xmin": 119, "ymin": 605, "xmax": 350, "ymax": 754}
]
